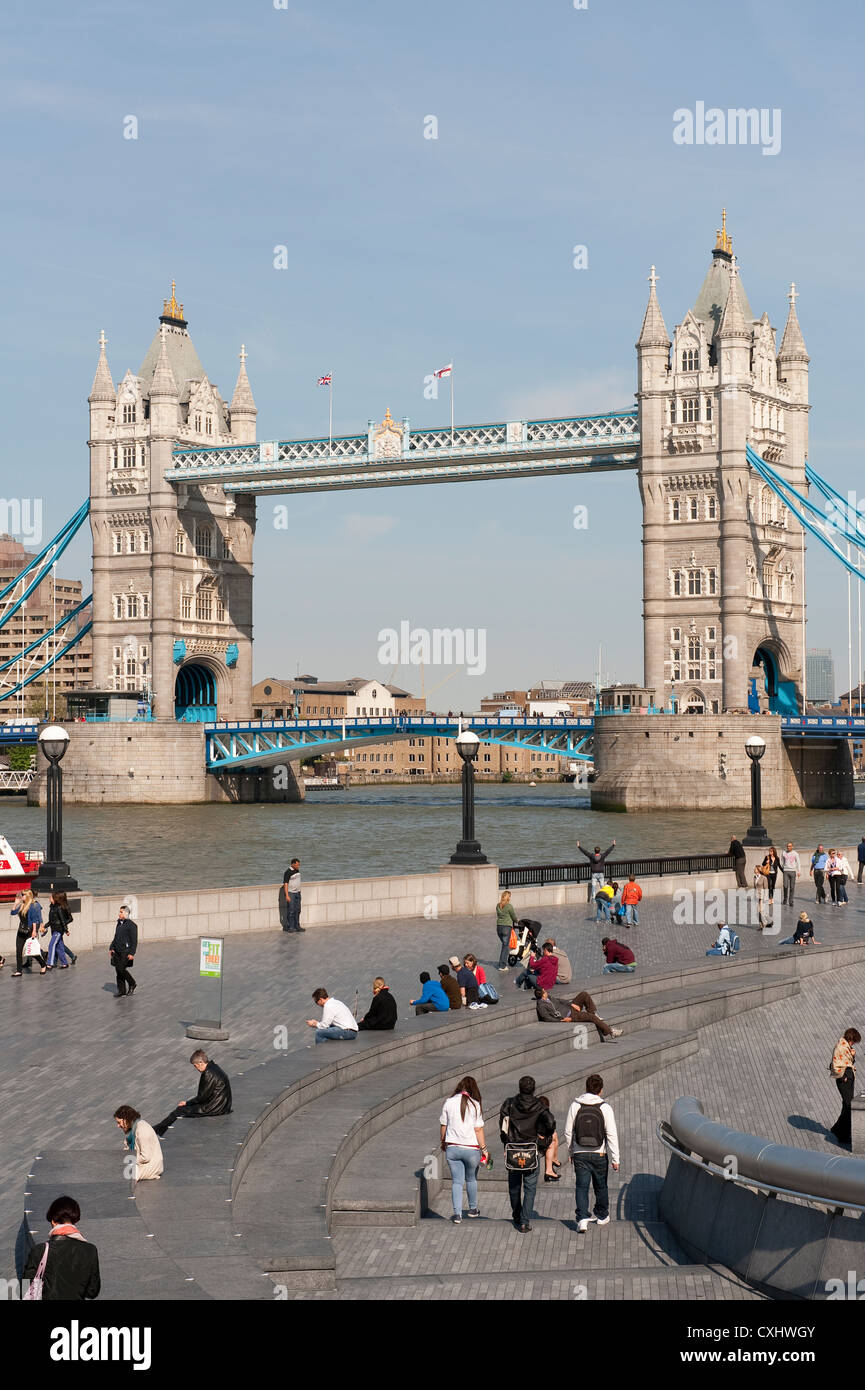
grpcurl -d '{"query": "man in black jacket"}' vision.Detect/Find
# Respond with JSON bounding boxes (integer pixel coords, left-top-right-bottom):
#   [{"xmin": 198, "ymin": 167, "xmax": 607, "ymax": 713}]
[
  {"xmin": 22, "ymin": 1195, "xmax": 100, "ymax": 1300},
  {"xmin": 357, "ymin": 977, "xmax": 398, "ymax": 1030},
  {"xmin": 109, "ymin": 905, "xmax": 138, "ymax": 997},
  {"xmin": 153, "ymin": 1050, "xmax": 233, "ymax": 1137},
  {"xmin": 499, "ymin": 1075, "xmax": 556, "ymax": 1233},
  {"xmin": 729, "ymin": 833, "xmax": 748, "ymax": 889}
]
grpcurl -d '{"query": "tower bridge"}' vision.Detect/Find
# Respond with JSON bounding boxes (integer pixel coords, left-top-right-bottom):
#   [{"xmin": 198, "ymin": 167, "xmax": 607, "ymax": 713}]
[{"xmin": 14, "ymin": 218, "xmax": 865, "ymax": 807}]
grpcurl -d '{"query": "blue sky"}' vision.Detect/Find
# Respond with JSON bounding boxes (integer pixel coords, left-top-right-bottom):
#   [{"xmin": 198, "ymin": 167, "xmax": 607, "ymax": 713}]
[{"xmin": 3, "ymin": 0, "xmax": 864, "ymax": 705}]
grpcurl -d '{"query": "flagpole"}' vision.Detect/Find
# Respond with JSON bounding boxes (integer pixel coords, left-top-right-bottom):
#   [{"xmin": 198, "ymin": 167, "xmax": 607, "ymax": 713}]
[
  {"xmin": 450, "ymin": 361, "xmax": 454, "ymax": 445},
  {"xmin": 329, "ymin": 373, "xmax": 333, "ymax": 456}
]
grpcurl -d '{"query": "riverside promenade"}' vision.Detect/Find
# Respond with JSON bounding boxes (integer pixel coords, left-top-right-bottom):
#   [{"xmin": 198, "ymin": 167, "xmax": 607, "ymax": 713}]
[{"xmin": 4, "ymin": 883, "xmax": 865, "ymax": 1302}]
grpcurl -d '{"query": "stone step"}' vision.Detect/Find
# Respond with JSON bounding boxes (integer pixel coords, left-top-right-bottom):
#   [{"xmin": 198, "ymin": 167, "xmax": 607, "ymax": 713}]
[
  {"xmin": 304, "ymin": 1261, "xmax": 766, "ymax": 1301},
  {"xmin": 330, "ymin": 1027, "xmax": 697, "ymax": 1228}
]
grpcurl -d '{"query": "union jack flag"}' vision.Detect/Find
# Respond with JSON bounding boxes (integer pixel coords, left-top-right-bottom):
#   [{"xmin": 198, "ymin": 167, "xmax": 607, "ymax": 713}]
[{"xmin": 317, "ymin": 374, "xmax": 332, "ymax": 386}]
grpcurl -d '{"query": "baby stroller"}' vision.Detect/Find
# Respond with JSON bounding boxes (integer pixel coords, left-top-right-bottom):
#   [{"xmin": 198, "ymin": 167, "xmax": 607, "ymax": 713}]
[{"xmin": 508, "ymin": 918, "xmax": 542, "ymax": 967}]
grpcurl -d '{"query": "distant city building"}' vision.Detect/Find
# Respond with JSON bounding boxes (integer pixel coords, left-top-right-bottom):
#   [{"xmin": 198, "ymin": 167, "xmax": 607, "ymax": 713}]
[
  {"xmin": 0, "ymin": 534, "xmax": 92, "ymax": 716},
  {"xmin": 598, "ymin": 683, "xmax": 656, "ymax": 714},
  {"xmin": 806, "ymin": 648, "xmax": 835, "ymax": 706},
  {"xmin": 837, "ymin": 682, "xmax": 865, "ymax": 715},
  {"xmin": 251, "ymin": 675, "xmax": 573, "ymax": 780},
  {"xmin": 481, "ymin": 680, "xmax": 595, "ymax": 718}
]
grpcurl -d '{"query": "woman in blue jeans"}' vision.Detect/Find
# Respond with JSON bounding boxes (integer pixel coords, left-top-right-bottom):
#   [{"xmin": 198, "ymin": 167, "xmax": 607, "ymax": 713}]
[
  {"xmin": 439, "ymin": 1076, "xmax": 488, "ymax": 1223},
  {"xmin": 495, "ymin": 891, "xmax": 517, "ymax": 971}
]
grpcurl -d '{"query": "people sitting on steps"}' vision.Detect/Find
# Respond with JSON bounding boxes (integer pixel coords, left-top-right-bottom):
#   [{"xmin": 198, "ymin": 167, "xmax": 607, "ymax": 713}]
[
  {"xmin": 410, "ymin": 971, "xmax": 450, "ymax": 1014},
  {"xmin": 306, "ymin": 988, "xmax": 360, "ymax": 1043},
  {"xmin": 514, "ymin": 940, "xmax": 559, "ymax": 993},
  {"xmin": 153, "ymin": 1050, "xmax": 233, "ymax": 1137},
  {"xmin": 601, "ymin": 937, "xmax": 636, "ymax": 973},
  {"xmin": 357, "ymin": 977, "xmax": 398, "ymax": 1030},
  {"xmin": 778, "ymin": 912, "xmax": 821, "ymax": 948},
  {"xmin": 534, "ymin": 986, "xmax": 623, "ymax": 1042},
  {"xmin": 436, "ymin": 963, "xmax": 462, "ymax": 1010}
]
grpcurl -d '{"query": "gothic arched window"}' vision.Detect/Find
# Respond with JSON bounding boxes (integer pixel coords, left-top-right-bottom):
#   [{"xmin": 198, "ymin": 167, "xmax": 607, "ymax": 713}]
[
  {"xmin": 195, "ymin": 525, "xmax": 213, "ymax": 558},
  {"xmin": 121, "ymin": 403, "xmax": 136, "ymax": 424},
  {"xmin": 682, "ymin": 348, "xmax": 699, "ymax": 372},
  {"xmin": 761, "ymin": 486, "xmax": 775, "ymax": 525}
]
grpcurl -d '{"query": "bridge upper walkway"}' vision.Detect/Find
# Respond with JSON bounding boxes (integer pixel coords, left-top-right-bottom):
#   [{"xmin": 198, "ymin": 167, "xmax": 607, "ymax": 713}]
[{"xmin": 166, "ymin": 409, "xmax": 640, "ymax": 494}]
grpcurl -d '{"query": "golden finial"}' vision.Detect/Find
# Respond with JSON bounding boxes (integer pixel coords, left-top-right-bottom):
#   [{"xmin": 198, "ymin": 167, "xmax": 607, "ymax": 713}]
[
  {"xmin": 714, "ymin": 209, "xmax": 732, "ymax": 255},
  {"xmin": 382, "ymin": 406, "xmax": 394, "ymax": 427},
  {"xmin": 162, "ymin": 279, "xmax": 184, "ymax": 320}
]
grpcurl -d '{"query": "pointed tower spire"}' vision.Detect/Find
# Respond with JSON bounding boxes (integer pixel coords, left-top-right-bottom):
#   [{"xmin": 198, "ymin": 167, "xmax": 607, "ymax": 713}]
[
  {"xmin": 717, "ymin": 258, "xmax": 749, "ymax": 338},
  {"xmin": 229, "ymin": 344, "xmax": 257, "ymax": 443},
  {"xmin": 778, "ymin": 282, "xmax": 809, "ymax": 362},
  {"xmin": 149, "ymin": 325, "xmax": 179, "ymax": 398},
  {"xmin": 88, "ymin": 329, "xmax": 115, "ymax": 402},
  {"xmin": 637, "ymin": 266, "xmax": 671, "ymax": 347},
  {"xmin": 230, "ymin": 344, "xmax": 257, "ymax": 415}
]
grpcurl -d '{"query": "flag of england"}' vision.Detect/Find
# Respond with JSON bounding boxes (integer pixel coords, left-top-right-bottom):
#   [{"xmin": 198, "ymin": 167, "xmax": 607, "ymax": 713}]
[{"xmin": 434, "ymin": 364, "xmax": 453, "ymax": 379}]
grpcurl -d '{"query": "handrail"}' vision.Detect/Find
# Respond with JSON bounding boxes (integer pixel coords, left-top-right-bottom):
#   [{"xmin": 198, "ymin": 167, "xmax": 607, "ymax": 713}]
[
  {"xmin": 661, "ymin": 1096, "xmax": 865, "ymax": 1210},
  {"xmin": 656, "ymin": 1120, "xmax": 865, "ymax": 1215},
  {"xmin": 499, "ymin": 853, "xmax": 736, "ymax": 888}
]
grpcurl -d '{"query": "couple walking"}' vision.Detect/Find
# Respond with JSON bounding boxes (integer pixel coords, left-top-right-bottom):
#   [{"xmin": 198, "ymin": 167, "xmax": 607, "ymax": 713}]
[{"xmin": 440, "ymin": 1072, "xmax": 619, "ymax": 1234}]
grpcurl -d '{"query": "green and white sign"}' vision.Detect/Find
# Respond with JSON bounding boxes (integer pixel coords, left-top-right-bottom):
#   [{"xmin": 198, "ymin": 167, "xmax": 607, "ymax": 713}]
[{"xmin": 199, "ymin": 938, "xmax": 224, "ymax": 978}]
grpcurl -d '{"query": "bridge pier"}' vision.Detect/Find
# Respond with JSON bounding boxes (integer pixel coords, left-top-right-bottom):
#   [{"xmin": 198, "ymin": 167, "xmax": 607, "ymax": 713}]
[
  {"xmin": 591, "ymin": 713, "xmax": 853, "ymax": 812},
  {"xmin": 26, "ymin": 723, "xmax": 303, "ymax": 805},
  {"xmin": 210, "ymin": 762, "xmax": 304, "ymax": 803}
]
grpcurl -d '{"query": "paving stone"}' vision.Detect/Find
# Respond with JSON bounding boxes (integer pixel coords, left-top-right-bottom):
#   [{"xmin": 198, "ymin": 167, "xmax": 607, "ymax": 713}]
[{"xmin": 4, "ymin": 887, "xmax": 865, "ymax": 1299}]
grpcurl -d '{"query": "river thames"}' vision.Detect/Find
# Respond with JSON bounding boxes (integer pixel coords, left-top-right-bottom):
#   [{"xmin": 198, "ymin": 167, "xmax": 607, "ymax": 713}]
[{"xmin": 4, "ymin": 782, "xmax": 865, "ymax": 894}]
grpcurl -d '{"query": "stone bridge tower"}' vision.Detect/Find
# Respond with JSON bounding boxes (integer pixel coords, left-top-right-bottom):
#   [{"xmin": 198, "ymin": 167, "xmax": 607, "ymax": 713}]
[
  {"xmin": 637, "ymin": 214, "xmax": 810, "ymax": 716},
  {"xmin": 87, "ymin": 285, "xmax": 257, "ymax": 722}
]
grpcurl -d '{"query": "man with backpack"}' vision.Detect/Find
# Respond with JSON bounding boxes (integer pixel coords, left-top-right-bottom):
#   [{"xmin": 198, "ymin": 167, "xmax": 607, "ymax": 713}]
[
  {"xmin": 564, "ymin": 1073, "xmax": 619, "ymax": 1233},
  {"xmin": 499, "ymin": 1076, "xmax": 556, "ymax": 1233}
]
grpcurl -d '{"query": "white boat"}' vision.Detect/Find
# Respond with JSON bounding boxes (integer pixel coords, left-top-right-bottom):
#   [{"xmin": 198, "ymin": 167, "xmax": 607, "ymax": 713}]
[{"xmin": 0, "ymin": 834, "xmax": 43, "ymax": 900}]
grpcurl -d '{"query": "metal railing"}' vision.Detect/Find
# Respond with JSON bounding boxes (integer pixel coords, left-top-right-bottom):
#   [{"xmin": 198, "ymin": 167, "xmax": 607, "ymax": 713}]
[
  {"xmin": 658, "ymin": 1096, "xmax": 865, "ymax": 1213},
  {"xmin": 657, "ymin": 1120, "xmax": 865, "ymax": 1215},
  {"xmin": 498, "ymin": 853, "xmax": 736, "ymax": 889},
  {"xmin": 0, "ymin": 769, "xmax": 35, "ymax": 791}
]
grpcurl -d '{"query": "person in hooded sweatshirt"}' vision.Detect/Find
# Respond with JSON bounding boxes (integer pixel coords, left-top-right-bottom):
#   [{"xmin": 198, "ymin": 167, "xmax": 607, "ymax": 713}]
[{"xmin": 498, "ymin": 1075, "xmax": 556, "ymax": 1233}]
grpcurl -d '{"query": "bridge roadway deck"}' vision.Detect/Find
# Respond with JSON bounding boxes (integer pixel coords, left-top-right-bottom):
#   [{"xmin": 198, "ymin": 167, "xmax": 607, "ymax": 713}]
[{"xmin": 5, "ymin": 887, "xmax": 865, "ymax": 1300}]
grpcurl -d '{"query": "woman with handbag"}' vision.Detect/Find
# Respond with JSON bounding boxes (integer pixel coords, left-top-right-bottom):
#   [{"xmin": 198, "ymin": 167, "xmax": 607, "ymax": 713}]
[
  {"xmin": 761, "ymin": 846, "xmax": 780, "ymax": 905},
  {"xmin": 495, "ymin": 890, "xmax": 517, "ymax": 971},
  {"xmin": 10, "ymin": 889, "xmax": 47, "ymax": 977},
  {"xmin": 22, "ymin": 1195, "xmax": 100, "ymax": 1300},
  {"xmin": 439, "ymin": 1076, "xmax": 488, "ymax": 1223},
  {"xmin": 829, "ymin": 1028, "xmax": 861, "ymax": 1146}
]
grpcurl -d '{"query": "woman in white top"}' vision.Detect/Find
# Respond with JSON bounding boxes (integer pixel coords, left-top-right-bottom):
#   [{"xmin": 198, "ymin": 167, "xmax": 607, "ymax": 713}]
[
  {"xmin": 439, "ymin": 1075, "xmax": 488, "ymax": 1224},
  {"xmin": 827, "ymin": 849, "xmax": 850, "ymax": 906},
  {"xmin": 114, "ymin": 1105, "xmax": 164, "ymax": 1180}
]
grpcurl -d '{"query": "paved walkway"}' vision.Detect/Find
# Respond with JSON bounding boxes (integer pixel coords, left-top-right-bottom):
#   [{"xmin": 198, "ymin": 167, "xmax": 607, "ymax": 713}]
[
  {"xmin": 308, "ymin": 962, "xmax": 865, "ymax": 1299},
  {"xmin": 2, "ymin": 882, "xmax": 864, "ymax": 1295}
]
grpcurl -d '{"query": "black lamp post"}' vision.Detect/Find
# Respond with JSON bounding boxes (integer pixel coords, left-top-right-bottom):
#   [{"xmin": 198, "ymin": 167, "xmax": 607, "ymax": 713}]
[
  {"xmin": 449, "ymin": 729, "xmax": 488, "ymax": 865},
  {"xmin": 32, "ymin": 725, "xmax": 78, "ymax": 893},
  {"xmin": 743, "ymin": 734, "xmax": 770, "ymax": 847}
]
